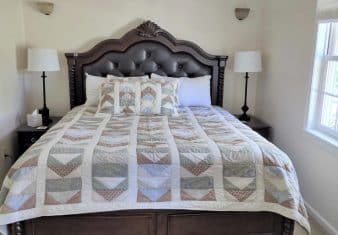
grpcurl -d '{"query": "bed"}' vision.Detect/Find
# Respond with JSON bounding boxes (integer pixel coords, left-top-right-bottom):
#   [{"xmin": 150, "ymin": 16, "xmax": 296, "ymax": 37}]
[{"xmin": 1, "ymin": 21, "xmax": 309, "ymax": 235}]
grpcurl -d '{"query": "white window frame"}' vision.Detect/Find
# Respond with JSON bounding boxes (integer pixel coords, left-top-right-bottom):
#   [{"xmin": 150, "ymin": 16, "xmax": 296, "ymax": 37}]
[{"xmin": 307, "ymin": 21, "xmax": 338, "ymax": 145}]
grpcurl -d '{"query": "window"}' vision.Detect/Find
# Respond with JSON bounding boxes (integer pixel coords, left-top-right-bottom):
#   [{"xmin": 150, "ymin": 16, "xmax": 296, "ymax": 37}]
[{"xmin": 308, "ymin": 22, "xmax": 338, "ymax": 143}]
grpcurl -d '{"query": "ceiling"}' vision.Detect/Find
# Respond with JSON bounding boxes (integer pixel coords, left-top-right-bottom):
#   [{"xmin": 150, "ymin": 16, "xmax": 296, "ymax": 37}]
[{"xmin": 317, "ymin": 0, "xmax": 338, "ymax": 10}]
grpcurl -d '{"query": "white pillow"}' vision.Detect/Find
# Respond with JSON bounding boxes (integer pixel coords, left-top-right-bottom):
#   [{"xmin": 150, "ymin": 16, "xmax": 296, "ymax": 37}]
[
  {"xmin": 151, "ymin": 74, "xmax": 211, "ymax": 107},
  {"xmin": 107, "ymin": 74, "xmax": 149, "ymax": 81},
  {"xmin": 85, "ymin": 73, "xmax": 106, "ymax": 106}
]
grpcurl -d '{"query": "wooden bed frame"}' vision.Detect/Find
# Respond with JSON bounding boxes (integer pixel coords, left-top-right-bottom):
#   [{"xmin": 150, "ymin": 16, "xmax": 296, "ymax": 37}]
[{"xmin": 9, "ymin": 21, "xmax": 295, "ymax": 235}]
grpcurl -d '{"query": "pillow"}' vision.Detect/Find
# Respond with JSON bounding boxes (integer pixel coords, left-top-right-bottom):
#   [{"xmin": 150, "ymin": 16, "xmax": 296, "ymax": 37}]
[
  {"xmin": 149, "ymin": 76, "xmax": 179, "ymax": 114},
  {"xmin": 151, "ymin": 74, "xmax": 211, "ymax": 107},
  {"xmin": 179, "ymin": 76, "xmax": 211, "ymax": 106},
  {"xmin": 151, "ymin": 75, "xmax": 180, "ymax": 106},
  {"xmin": 140, "ymin": 80, "xmax": 162, "ymax": 115},
  {"xmin": 85, "ymin": 73, "xmax": 106, "ymax": 106},
  {"xmin": 107, "ymin": 74, "xmax": 148, "ymax": 82},
  {"xmin": 97, "ymin": 79, "xmax": 177, "ymax": 115},
  {"xmin": 97, "ymin": 80, "xmax": 118, "ymax": 114},
  {"xmin": 116, "ymin": 80, "xmax": 141, "ymax": 114}
]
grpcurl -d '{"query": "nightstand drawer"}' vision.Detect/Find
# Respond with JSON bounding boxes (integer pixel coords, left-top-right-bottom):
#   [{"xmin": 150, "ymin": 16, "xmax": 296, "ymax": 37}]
[
  {"xmin": 234, "ymin": 115, "xmax": 271, "ymax": 141},
  {"xmin": 253, "ymin": 127, "xmax": 270, "ymax": 140},
  {"xmin": 18, "ymin": 132, "xmax": 44, "ymax": 155},
  {"xmin": 16, "ymin": 117, "xmax": 62, "ymax": 159}
]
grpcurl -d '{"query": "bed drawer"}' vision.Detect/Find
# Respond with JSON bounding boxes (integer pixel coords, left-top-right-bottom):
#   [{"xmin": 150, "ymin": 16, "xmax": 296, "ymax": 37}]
[
  {"xmin": 167, "ymin": 212, "xmax": 282, "ymax": 235},
  {"xmin": 24, "ymin": 213, "xmax": 155, "ymax": 235},
  {"xmin": 17, "ymin": 211, "xmax": 293, "ymax": 235}
]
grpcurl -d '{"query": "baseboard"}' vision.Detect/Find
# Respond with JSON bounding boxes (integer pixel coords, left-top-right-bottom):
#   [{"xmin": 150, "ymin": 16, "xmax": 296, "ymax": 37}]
[{"xmin": 305, "ymin": 201, "xmax": 337, "ymax": 235}]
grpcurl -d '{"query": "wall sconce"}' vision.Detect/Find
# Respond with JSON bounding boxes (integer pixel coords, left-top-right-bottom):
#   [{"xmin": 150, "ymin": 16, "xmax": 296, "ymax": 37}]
[
  {"xmin": 235, "ymin": 8, "xmax": 250, "ymax": 21},
  {"xmin": 37, "ymin": 2, "xmax": 54, "ymax": 15}
]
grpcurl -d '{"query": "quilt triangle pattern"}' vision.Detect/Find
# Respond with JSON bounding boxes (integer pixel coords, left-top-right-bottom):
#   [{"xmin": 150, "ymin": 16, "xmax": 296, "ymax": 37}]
[
  {"xmin": 45, "ymin": 191, "xmax": 81, "ymax": 205},
  {"xmin": 47, "ymin": 155, "xmax": 82, "ymax": 177}
]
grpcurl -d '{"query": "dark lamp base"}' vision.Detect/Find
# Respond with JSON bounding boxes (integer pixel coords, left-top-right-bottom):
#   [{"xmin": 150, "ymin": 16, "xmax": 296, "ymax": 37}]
[
  {"xmin": 238, "ymin": 113, "xmax": 251, "ymax": 122},
  {"xmin": 39, "ymin": 107, "xmax": 51, "ymax": 126}
]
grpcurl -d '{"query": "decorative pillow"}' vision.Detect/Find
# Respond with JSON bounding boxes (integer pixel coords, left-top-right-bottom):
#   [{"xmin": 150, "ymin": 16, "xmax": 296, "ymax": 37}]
[
  {"xmin": 85, "ymin": 73, "xmax": 106, "ymax": 106},
  {"xmin": 150, "ymin": 77, "xmax": 179, "ymax": 114},
  {"xmin": 97, "ymin": 79, "xmax": 178, "ymax": 115},
  {"xmin": 140, "ymin": 81, "xmax": 162, "ymax": 115},
  {"xmin": 97, "ymin": 80, "xmax": 118, "ymax": 114},
  {"xmin": 117, "ymin": 80, "xmax": 141, "ymax": 114},
  {"xmin": 151, "ymin": 74, "xmax": 180, "ymax": 106},
  {"xmin": 151, "ymin": 73, "xmax": 211, "ymax": 107}
]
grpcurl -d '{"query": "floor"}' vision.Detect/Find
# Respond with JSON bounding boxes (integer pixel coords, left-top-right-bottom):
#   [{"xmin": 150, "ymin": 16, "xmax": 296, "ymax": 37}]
[{"xmin": 309, "ymin": 216, "xmax": 330, "ymax": 235}]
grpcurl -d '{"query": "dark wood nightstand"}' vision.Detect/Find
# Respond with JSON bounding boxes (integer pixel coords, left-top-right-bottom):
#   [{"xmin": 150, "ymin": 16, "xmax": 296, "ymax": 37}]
[
  {"xmin": 235, "ymin": 115, "xmax": 271, "ymax": 140},
  {"xmin": 16, "ymin": 117, "xmax": 62, "ymax": 157}
]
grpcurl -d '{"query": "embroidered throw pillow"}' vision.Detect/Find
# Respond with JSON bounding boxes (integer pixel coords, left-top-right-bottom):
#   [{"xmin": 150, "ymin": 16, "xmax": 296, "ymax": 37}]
[
  {"xmin": 97, "ymin": 81, "xmax": 117, "ymax": 114},
  {"xmin": 151, "ymin": 75, "xmax": 180, "ymax": 107},
  {"xmin": 118, "ymin": 80, "xmax": 141, "ymax": 114},
  {"xmin": 151, "ymin": 77, "xmax": 179, "ymax": 114},
  {"xmin": 140, "ymin": 80, "xmax": 162, "ymax": 115}
]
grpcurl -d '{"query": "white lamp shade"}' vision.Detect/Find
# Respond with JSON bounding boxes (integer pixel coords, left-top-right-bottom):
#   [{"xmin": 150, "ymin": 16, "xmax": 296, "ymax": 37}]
[
  {"xmin": 27, "ymin": 48, "xmax": 60, "ymax": 72},
  {"xmin": 234, "ymin": 51, "xmax": 262, "ymax": 73}
]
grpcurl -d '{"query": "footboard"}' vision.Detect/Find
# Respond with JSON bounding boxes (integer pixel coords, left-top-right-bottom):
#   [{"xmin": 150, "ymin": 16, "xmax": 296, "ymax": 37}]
[{"xmin": 10, "ymin": 211, "xmax": 294, "ymax": 235}]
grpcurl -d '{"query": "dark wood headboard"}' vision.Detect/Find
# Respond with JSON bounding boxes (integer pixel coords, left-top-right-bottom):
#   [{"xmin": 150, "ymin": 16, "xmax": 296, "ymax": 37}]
[{"xmin": 65, "ymin": 21, "xmax": 228, "ymax": 109}]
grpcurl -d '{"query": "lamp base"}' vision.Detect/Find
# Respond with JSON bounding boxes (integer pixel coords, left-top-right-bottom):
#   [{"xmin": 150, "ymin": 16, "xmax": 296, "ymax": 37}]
[
  {"xmin": 39, "ymin": 107, "xmax": 51, "ymax": 126},
  {"xmin": 238, "ymin": 102, "xmax": 250, "ymax": 122},
  {"xmin": 238, "ymin": 113, "xmax": 250, "ymax": 122}
]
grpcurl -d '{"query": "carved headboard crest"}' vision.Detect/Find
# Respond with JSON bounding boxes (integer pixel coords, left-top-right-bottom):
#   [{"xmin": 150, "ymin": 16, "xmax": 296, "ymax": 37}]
[
  {"xmin": 65, "ymin": 21, "xmax": 228, "ymax": 109},
  {"xmin": 136, "ymin": 21, "xmax": 166, "ymax": 38}
]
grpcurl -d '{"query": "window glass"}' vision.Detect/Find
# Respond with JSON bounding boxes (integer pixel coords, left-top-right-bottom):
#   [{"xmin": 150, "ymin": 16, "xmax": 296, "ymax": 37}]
[
  {"xmin": 308, "ymin": 21, "xmax": 338, "ymax": 142},
  {"xmin": 320, "ymin": 94, "xmax": 338, "ymax": 131},
  {"xmin": 330, "ymin": 23, "xmax": 338, "ymax": 56},
  {"xmin": 324, "ymin": 60, "xmax": 338, "ymax": 96}
]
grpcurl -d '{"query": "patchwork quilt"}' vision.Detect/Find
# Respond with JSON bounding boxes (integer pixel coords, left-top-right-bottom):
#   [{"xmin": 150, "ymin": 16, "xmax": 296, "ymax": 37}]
[{"xmin": 0, "ymin": 106, "xmax": 309, "ymax": 232}]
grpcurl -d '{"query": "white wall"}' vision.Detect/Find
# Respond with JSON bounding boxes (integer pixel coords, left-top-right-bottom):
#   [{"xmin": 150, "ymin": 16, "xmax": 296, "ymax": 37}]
[
  {"xmin": 22, "ymin": 0, "xmax": 263, "ymax": 116},
  {"xmin": 256, "ymin": 0, "xmax": 338, "ymax": 231},
  {"xmin": 0, "ymin": 0, "xmax": 26, "ymax": 181}
]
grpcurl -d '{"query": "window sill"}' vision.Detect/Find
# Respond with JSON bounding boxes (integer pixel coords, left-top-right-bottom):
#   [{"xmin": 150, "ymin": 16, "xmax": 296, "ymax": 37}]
[{"xmin": 305, "ymin": 128, "xmax": 338, "ymax": 150}]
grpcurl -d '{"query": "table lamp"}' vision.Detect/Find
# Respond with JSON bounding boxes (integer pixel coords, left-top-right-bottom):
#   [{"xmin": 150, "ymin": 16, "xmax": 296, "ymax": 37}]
[
  {"xmin": 27, "ymin": 48, "xmax": 60, "ymax": 126},
  {"xmin": 234, "ymin": 51, "xmax": 262, "ymax": 121}
]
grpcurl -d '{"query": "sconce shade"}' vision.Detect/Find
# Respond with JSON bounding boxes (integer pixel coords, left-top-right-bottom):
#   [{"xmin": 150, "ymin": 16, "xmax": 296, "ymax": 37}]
[
  {"xmin": 27, "ymin": 48, "xmax": 60, "ymax": 72},
  {"xmin": 235, "ymin": 8, "xmax": 250, "ymax": 20},
  {"xmin": 234, "ymin": 51, "xmax": 262, "ymax": 73},
  {"xmin": 37, "ymin": 2, "xmax": 54, "ymax": 15}
]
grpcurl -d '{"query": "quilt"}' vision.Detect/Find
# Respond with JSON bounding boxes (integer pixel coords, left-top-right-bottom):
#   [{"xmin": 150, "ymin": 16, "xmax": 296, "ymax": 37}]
[{"xmin": 0, "ymin": 106, "xmax": 309, "ymax": 232}]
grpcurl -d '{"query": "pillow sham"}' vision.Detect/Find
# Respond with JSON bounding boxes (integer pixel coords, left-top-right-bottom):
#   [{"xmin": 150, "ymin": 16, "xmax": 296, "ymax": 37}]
[
  {"xmin": 97, "ymin": 79, "xmax": 177, "ymax": 115},
  {"xmin": 117, "ymin": 80, "xmax": 141, "ymax": 114},
  {"xmin": 151, "ymin": 73, "xmax": 211, "ymax": 107},
  {"xmin": 85, "ymin": 73, "xmax": 106, "ymax": 106},
  {"xmin": 149, "ymin": 76, "xmax": 180, "ymax": 114},
  {"xmin": 140, "ymin": 80, "xmax": 162, "ymax": 115},
  {"xmin": 151, "ymin": 75, "xmax": 180, "ymax": 106},
  {"xmin": 97, "ymin": 80, "xmax": 118, "ymax": 114}
]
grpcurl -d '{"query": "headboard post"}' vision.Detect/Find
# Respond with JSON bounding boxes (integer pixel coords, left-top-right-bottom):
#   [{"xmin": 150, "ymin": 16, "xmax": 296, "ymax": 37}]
[
  {"xmin": 65, "ymin": 21, "xmax": 228, "ymax": 109},
  {"xmin": 66, "ymin": 52, "xmax": 78, "ymax": 109},
  {"xmin": 217, "ymin": 56, "xmax": 227, "ymax": 106}
]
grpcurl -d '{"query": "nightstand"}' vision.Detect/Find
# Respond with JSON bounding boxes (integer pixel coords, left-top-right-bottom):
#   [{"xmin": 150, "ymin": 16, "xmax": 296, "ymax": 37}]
[
  {"xmin": 16, "ymin": 117, "xmax": 62, "ymax": 157},
  {"xmin": 235, "ymin": 115, "xmax": 271, "ymax": 140}
]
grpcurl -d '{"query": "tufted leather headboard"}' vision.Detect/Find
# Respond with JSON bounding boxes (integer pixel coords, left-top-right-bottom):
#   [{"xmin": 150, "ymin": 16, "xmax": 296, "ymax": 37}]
[{"xmin": 65, "ymin": 21, "xmax": 228, "ymax": 108}]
